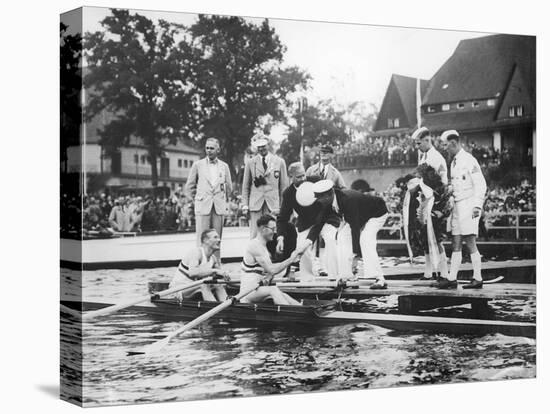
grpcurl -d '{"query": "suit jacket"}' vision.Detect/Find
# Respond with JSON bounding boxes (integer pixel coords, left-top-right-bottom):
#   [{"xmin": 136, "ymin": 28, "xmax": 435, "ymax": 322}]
[
  {"xmin": 306, "ymin": 162, "xmax": 346, "ymax": 188},
  {"xmin": 315, "ymin": 189, "xmax": 388, "ymax": 256},
  {"xmin": 242, "ymin": 153, "xmax": 288, "ymax": 212},
  {"xmin": 277, "ymin": 183, "xmax": 325, "ymax": 242},
  {"xmin": 186, "ymin": 157, "xmax": 233, "ymax": 216}
]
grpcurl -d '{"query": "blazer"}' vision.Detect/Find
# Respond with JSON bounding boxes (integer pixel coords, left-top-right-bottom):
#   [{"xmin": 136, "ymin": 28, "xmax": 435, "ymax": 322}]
[
  {"xmin": 242, "ymin": 153, "xmax": 288, "ymax": 212},
  {"xmin": 186, "ymin": 157, "xmax": 233, "ymax": 216},
  {"xmin": 277, "ymin": 183, "xmax": 325, "ymax": 241},
  {"xmin": 306, "ymin": 162, "xmax": 346, "ymax": 188}
]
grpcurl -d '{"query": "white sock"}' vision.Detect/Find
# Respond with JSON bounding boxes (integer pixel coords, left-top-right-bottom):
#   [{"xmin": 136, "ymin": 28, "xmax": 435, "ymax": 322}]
[
  {"xmin": 439, "ymin": 252, "xmax": 449, "ymax": 278},
  {"xmin": 424, "ymin": 254, "xmax": 432, "ymax": 278},
  {"xmin": 471, "ymin": 251, "xmax": 482, "ymax": 281},
  {"xmin": 448, "ymin": 251, "xmax": 461, "ymax": 281}
]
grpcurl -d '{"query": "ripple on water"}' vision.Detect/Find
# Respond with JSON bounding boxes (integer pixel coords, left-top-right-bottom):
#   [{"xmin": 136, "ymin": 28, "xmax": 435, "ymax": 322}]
[{"xmin": 60, "ymin": 265, "xmax": 536, "ymax": 407}]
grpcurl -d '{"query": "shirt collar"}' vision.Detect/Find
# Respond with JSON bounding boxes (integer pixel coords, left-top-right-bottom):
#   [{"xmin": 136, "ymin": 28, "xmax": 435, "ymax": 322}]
[{"xmin": 208, "ymin": 157, "xmax": 218, "ymax": 164}]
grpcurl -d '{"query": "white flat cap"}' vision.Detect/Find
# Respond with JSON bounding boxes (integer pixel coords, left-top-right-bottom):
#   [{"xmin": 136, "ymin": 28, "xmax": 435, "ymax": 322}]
[
  {"xmin": 411, "ymin": 126, "xmax": 430, "ymax": 141},
  {"xmin": 440, "ymin": 130, "xmax": 460, "ymax": 141},
  {"xmin": 312, "ymin": 179, "xmax": 334, "ymax": 196},
  {"xmin": 254, "ymin": 138, "xmax": 268, "ymax": 147},
  {"xmin": 296, "ymin": 181, "xmax": 316, "ymax": 206},
  {"xmin": 251, "ymin": 133, "xmax": 268, "ymax": 148}
]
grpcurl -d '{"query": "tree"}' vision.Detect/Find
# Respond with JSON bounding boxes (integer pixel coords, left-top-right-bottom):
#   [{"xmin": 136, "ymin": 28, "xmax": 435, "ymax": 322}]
[
  {"xmin": 189, "ymin": 15, "xmax": 309, "ymax": 174},
  {"xmin": 279, "ymin": 99, "xmax": 350, "ymax": 163},
  {"xmin": 84, "ymin": 9, "xmax": 198, "ymax": 186},
  {"xmin": 60, "ymin": 22, "xmax": 82, "ymax": 173}
]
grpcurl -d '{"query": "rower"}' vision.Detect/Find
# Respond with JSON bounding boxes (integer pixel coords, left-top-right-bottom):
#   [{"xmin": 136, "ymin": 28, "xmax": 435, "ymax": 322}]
[
  {"xmin": 240, "ymin": 214, "xmax": 302, "ymax": 305},
  {"xmin": 169, "ymin": 228, "xmax": 230, "ymax": 301}
]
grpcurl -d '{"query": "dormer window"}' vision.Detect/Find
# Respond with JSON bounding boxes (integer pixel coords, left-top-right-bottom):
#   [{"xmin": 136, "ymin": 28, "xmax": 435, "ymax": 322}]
[
  {"xmin": 442, "ymin": 104, "xmax": 450, "ymax": 111},
  {"xmin": 457, "ymin": 103, "xmax": 465, "ymax": 109},
  {"xmin": 472, "ymin": 101, "xmax": 480, "ymax": 108},
  {"xmin": 509, "ymin": 105, "xmax": 524, "ymax": 118},
  {"xmin": 427, "ymin": 106, "xmax": 436, "ymax": 113},
  {"xmin": 487, "ymin": 99, "xmax": 496, "ymax": 107},
  {"xmin": 442, "ymin": 84, "xmax": 449, "ymax": 89}
]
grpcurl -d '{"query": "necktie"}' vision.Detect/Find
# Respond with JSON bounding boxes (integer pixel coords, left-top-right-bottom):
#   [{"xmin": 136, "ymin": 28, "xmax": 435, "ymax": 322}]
[
  {"xmin": 452, "ymin": 157, "xmax": 457, "ymax": 168},
  {"xmin": 262, "ymin": 156, "xmax": 268, "ymax": 171},
  {"xmin": 321, "ymin": 164, "xmax": 325, "ymax": 178}
]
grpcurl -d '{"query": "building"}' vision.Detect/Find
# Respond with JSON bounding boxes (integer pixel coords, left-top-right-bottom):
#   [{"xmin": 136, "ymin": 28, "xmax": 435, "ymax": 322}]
[
  {"xmin": 373, "ymin": 74, "xmax": 428, "ymax": 135},
  {"xmin": 65, "ymin": 105, "xmax": 201, "ymax": 194},
  {"xmin": 421, "ymin": 34, "xmax": 535, "ymax": 165}
]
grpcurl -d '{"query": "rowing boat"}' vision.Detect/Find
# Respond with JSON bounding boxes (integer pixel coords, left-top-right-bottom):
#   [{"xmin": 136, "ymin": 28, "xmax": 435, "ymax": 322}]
[{"xmin": 61, "ymin": 295, "xmax": 536, "ymax": 339}]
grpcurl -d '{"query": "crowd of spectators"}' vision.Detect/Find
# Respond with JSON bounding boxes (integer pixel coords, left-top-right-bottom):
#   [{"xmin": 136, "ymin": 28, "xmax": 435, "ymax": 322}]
[
  {"xmin": 328, "ymin": 133, "xmax": 528, "ymax": 171},
  {"xmin": 60, "ymin": 188, "xmax": 251, "ymax": 238},
  {"xmin": 61, "ymin": 175, "xmax": 535, "ymax": 239},
  {"xmin": 331, "ymin": 134, "xmax": 418, "ymax": 168}
]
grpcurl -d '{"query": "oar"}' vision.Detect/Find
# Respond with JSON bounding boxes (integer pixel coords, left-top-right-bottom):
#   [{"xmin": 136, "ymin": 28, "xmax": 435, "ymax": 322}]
[
  {"xmin": 82, "ymin": 277, "xmax": 215, "ymax": 321},
  {"xmin": 127, "ymin": 283, "xmax": 261, "ymax": 356}
]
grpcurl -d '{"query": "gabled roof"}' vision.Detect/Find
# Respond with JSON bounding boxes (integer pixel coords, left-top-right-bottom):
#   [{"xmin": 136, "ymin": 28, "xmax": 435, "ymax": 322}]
[
  {"xmin": 374, "ymin": 74, "xmax": 428, "ymax": 132},
  {"xmin": 423, "ymin": 34, "xmax": 535, "ymax": 105},
  {"xmin": 393, "ymin": 74, "xmax": 429, "ymax": 128}
]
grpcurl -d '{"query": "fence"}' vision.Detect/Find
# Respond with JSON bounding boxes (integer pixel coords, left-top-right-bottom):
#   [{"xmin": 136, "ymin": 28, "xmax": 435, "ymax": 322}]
[{"xmin": 378, "ymin": 211, "xmax": 536, "ymax": 240}]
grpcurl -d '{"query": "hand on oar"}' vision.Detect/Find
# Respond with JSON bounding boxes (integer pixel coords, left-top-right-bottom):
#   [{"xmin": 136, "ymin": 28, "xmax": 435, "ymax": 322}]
[
  {"xmin": 127, "ymin": 283, "xmax": 261, "ymax": 356},
  {"xmin": 82, "ymin": 277, "xmax": 214, "ymax": 321}
]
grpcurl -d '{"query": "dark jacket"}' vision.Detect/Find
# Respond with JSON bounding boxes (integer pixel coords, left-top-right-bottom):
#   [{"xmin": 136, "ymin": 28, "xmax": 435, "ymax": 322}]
[
  {"xmin": 277, "ymin": 184, "xmax": 323, "ymax": 241},
  {"xmin": 316, "ymin": 189, "xmax": 388, "ymax": 256}
]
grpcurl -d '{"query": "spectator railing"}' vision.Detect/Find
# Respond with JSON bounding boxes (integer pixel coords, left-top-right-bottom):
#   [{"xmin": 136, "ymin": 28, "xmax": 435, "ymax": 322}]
[{"xmin": 484, "ymin": 211, "xmax": 536, "ymax": 239}]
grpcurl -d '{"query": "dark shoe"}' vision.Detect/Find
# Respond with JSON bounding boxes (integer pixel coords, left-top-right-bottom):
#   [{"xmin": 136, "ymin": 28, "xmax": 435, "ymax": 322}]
[
  {"xmin": 434, "ymin": 279, "xmax": 458, "ymax": 289},
  {"xmin": 462, "ymin": 279, "xmax": 483, "ymax": 289},
  {"xmin": 319, "ymin": 270, "xmax": 328, "ymax": 277},
  {"xmin": 369, "ymin": 280, "xmax": 388, "ymax": 290}
]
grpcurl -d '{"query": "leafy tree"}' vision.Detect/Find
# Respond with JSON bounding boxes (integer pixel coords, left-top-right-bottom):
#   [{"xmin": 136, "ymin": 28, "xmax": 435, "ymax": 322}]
[
  {"xmin": 279, "ymin": 99, "xmax": 350, "ymax": 163},
  {"xmin": 60, "ymin": 22, "xmax": 82, "ymax": 173},
  {"xmin": 189, "ymin": 15, "xmax": 309, "ymax": 174},
  {"xmin": 84, "ymin": 9, "xmax": 198, "ymax": 186}
]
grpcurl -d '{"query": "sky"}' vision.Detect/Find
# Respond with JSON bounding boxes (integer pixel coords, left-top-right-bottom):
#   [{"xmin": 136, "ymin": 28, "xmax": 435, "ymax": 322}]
[{"xmin": 62, "ymin": 6, "xmax": 490, "ymax": 141}]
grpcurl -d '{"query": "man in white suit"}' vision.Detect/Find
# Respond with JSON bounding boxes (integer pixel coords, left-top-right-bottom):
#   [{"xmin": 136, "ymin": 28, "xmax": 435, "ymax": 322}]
[
  {"xmin": 242, "ymin": 134, "xmax": 289, "ymax": 238},
  {"xmin": 186, "ymin": 138, "xmax": 233, "ymax": 259}
]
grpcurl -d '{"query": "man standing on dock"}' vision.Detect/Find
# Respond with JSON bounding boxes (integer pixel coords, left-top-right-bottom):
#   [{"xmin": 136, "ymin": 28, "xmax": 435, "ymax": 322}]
[
  {"xmin": 437, "ymin": 130, "xmax": 487, "ymax": 289},
  {"xmin": 186, "ymin": 138, "xmax": 233, "ymax": 261},
  {"xmin": 306, "ymin": 144, "xmax": 346, "ymax": 188},
  {"xmin": 305, "ymin": 180, "xmax": 389, "ymax": 289},
  {"xmin": 242, "ymin": 134, "xmax": 289, "ymax": 238},
  {"xmin": 412, "ymin": 126, "xmax": 449, "ymax": 281},
  {"xmin": 276, "ymin": 162, "xmax": 340, "ymax": 281}
]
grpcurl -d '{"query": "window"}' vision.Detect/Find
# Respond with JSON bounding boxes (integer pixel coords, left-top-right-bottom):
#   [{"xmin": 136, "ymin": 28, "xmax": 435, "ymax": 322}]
[
  {"xmin": 387, "ymin": 119, "xmax": 393, "ymax": 128},
  {"xmin": 442, "ymin": 104, "xmax": 450, "ymax": 111},
  {"xmin": 472, "ymin": 101, "xmax": 480, "ymax": 108},
  {"xmin": 184, "ymin": 160, "xmax": 189, "ymax": 168},
  {"xmin": 457, "ymin": 103, "xmax": 465, "ymax": 109},
  {"xmin": 487, "ymin": 99, "xmax": 496, "ymax": 107},
  {"xmin": 134, "ymin": 154, "xmax": 139, "ymax": 164},
  {"xmin": 442, "ymin": 83, "xmax": 449, "ymax": 89},
  {"xmin": 427, "ymin": 106, "xmax": 435, "ymax": 113},
  {"xmin": 178, "ymin": 159, "xmax": 182, "ymax": 168},
  {"xmin": 509, "ymin": 105, "xmax": 525, "ymax": 118},
  {"xmin": 393, "ymin": 118, "xmax": 400, "ymax": 128},
  {"xmin": 140, "ymin": 155, "xmax": 146, "ymax": 164}
]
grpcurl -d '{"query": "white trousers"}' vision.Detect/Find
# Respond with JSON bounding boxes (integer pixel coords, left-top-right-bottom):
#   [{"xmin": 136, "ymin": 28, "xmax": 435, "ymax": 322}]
[
  {"xmin": 337, "ymin": 214, "xmax": 388, "ymax": 279},
  {"xmin": 296, "ymin": 224, "xmax": 338, "ymax": 280}
]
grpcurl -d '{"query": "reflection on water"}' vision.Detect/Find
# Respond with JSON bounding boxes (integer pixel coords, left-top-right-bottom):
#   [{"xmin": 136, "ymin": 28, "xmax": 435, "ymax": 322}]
[{"xmin": 60, "ymin": 262, "xmax": 536, "ymax": 407}]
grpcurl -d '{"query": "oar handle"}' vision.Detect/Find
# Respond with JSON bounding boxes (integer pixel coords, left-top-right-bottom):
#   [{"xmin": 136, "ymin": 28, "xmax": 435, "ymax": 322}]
[{"xmin": 83, "ymin": 277, "xmax": 214, "ymax": 321}]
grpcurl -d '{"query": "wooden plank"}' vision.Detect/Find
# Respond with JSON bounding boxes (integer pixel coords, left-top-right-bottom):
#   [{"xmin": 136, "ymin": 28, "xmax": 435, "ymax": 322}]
[{"xmin": 279, "ymin": 283, "xmax": 535, "ymax": 301}]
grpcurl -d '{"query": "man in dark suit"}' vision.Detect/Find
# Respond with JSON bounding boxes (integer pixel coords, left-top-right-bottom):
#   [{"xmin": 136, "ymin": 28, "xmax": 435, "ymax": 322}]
[
  {"xmin": 306, "ymin": 180, "xmax": 389, "ymax": 289},
  {"xmin": 276, "ymin": 163, "xmax": 340, "ymax": 281}
]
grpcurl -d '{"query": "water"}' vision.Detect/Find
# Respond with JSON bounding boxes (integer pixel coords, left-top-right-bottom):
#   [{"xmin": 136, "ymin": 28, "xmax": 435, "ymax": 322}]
[{"xmin": 60, "ymin": 261, "xmax": 536, "ymax": 407}]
